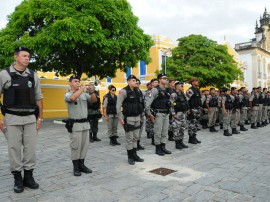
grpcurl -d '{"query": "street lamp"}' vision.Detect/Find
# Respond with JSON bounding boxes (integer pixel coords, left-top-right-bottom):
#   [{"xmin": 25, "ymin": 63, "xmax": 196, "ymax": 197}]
[{"xmin": 161, "ymin": 48, "xmax": 171, "ymax": 74}]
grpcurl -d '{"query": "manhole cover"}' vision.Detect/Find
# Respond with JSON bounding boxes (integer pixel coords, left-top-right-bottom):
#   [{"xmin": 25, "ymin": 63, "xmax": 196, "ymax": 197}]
[{"xmin": 149, "ymin": 167, "xmax": 177, "ymax": 176}]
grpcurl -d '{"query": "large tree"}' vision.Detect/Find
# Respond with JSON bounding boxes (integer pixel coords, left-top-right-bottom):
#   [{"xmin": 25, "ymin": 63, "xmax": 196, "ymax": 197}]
[
  {"xmin": 0, "ymin": 0, "xmax": 153, "ymax": 78},
  {"xmin": 165, "ymin": 34, "xmax": 242, "ymax": 88}
]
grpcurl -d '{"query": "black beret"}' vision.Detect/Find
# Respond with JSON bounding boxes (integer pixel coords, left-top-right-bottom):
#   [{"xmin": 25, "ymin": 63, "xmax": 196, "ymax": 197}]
[
  {"xmin": 127, "ymin": 75, "xmax": 137, "ymax": 81},
  {"xmin": 175, "ymin": 81, "xmax": 184, "ymax": 87},
  {"xmin": 14, "ymin": 47, "xmax": 30, "ymax": 54},
  {"xmin": 157, "ymin": 73, "xmax": 167, "ymax": 80},
  {"xmin": 150, "ymin": 78, "xmax": 158, "ymax": 83},
  {"xmin": 69, "ymin": 75, "xmax": 80, "ymax": 82}
]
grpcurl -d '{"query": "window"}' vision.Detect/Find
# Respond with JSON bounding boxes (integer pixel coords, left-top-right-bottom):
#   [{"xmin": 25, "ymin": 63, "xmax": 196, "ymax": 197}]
[
  {"xmin": 140, "ymin": 60, "xmax": 146, "ymax": 76},
  {"xmin": 126, "ymin": 66, "xmax": 131, "ymax": 77},
  {"xmin": 107, "ymin": 76, "xmax": 111, "ymax": 83}
]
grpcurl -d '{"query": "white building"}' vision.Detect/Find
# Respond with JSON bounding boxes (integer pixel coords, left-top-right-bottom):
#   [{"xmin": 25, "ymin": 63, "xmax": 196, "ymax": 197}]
[{"xmin": 235, "ymin": 8, "xmax": 270, "ymax": 91}]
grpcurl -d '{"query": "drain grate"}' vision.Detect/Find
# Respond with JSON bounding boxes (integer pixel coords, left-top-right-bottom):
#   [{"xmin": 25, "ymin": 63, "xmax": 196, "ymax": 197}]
[{"xmin": 149, "ymin": 167, "xmax": 177, "ymax": 176}]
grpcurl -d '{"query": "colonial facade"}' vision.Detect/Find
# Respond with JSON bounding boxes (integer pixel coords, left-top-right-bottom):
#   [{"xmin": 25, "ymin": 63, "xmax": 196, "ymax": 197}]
[{"xmin": 235, "ymin": 8, "xmax": 270, "ymax": 91}]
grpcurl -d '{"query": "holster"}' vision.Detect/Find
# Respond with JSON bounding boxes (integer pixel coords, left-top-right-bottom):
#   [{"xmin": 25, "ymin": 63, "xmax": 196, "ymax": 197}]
[
  {"xmin": 123, "ymin": 116, "xmax": 141, "ymax": 132},
  {"xmin": 62, "ymin": 119, "xmax": 74, "ymax": 133}
]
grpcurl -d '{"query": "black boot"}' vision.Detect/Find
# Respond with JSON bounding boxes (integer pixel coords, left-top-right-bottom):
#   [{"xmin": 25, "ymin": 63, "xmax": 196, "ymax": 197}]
[
  {"xmin": 79, "ymin": 159, "xmax": 92, "ymax": 173},
  {"xmin": 127, "ymin": 150, "xmax": 135, "ymax": 165},
  {"xmin": 137, "ymin": 140, "xmax": 145, "ymax": 150},
  {"xmin": 240, "ymin": 125, "xmax": 248, "ymax": 131},
  {"xmin": 194, "ymin": 134, "xmax": 201, "ymax": 143},
  {"xmin": 261, "ymin": 121, "xmax": 266, "ymax": 126},
  {"xmin": 257, "ymin": 122, "xmax": 263, "ymax": 127},
  {"xmin": 89, "ymin": 133, "xmax": 94, "ymax": 142},
  {"xmin": 23, "ymin": 170, "xmax": 39, "ymax": 189},
  {"xmin": 251, "ymin": 123, "xmax": 258, "ymax": 129},
  {"xmin": 210, "ymin": 126, "xmax": 218, "ymax": 132},
  {"xmin": 220, "ymin": 123, "xmax": 223, "ymax": 129},
  {"xmin": 110, "ymin": 136, "xmax": 116, "ymax": 146},
  {"xmin": 160, "ymin": 143, "xmax": 172, "ymax": 154},
  {"xmin": 133, "ymin": 148, "xmax": 144, "ymax": 162},
  {"xmin": 11, "ymin": 171, "xmax": 24, "ymax": 193},
  {"xmin": 92, "ymin": 132, "xmax": 101, "ymax": 141},
  {"xmin": 223, "ymin": 129, "xmax": 232, "ymax": 136},
  {"xmin": 147, "ymin": 132, "xmax": 150, "ymax": 139},
  {"xmin": 72, "ymin": 160, "xmax": 81, "ymax": 176},
  {"xmin": 245, "ymin": 120, "xmax": 251, "ymax": 125},
  {"xmin": 188, "ymin": 135, "xmax": 197, "ymax": 144},
  {"xmin": 168, "ymin": 131, "xmax": 174, "ymax": 141},
  {"xmin": 151, "ymin": 136, "xmax": 155, "ymax": 146},
  {"xmin": 175, "ymin": 140, "xmax": 183, "ymax": 150},
  {"xmin": 232, "ymin": 128, "xmax": 240, "ymax": 134},
  {"xmin": 113, "ymin": 136, "xmax": 121, "ymax": 145},
  {"xmin": 179, "ymin": 139, "xmax": 188, "ymax": 148},
  {"xmin": 155, "ymin": 144, "xmax": 165, "ymax": 156}
]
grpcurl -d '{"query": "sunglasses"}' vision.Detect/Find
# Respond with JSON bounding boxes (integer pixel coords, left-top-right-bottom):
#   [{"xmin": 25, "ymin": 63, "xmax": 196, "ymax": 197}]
[
  {"xmin": 111, "ymin": 89, "xmax": 116, "ymax": 91},
  {"xmin": 161, "ymin": 77, "xmax": 168, "ymax": 80}
]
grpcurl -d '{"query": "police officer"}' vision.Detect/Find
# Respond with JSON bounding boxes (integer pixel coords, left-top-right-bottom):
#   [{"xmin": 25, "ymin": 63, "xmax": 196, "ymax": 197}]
[
  {"xmin": 0, "ymin": 47, "xmax": 43, "ymax": 193},
  {"xmin": 144, "ymin": 82, "xmax": 152, "ymax": 139},
  {"xmin": 238, "ymin": 87, "xmax": 249, "ymax": 131},
  {"xmin": 201, "ymin": 90, "xmax": 209, "ymax": 129},
  {"xmin": 135, "ymin": 79, "xmax": 145, "ymax": 150},
  {"xmin": 206, "ymin": 88, "xmax": 218, "ymax": 132},
  {"xmin": 257, "ymin": 87, "xmax": 264, "ymax": 127},
  {"xmin": 170, "ymin": 81, "xmax": 189, "ymax": 149},
  {"xmin": 103, "ymin": 85, "xmax": 120, "ymax": 146},
  {"xmin": 145, "ymin": 74, "xmax": 172, "ymax": 156},
  {"xmin": 116, "ymin": 75, "xmax": 144, "ymax": 165},
  {"xmin": 64, "ymin": 76, "xmax": 97, "ymax": 176},
  {"xmin": 186, "ymin": 77, "xmax": 202, "ymax": 144},
  {"xmin": 230, "ymin": 87, "xmax": 241, "ymax": 134},
  {"xmin": 167, "ymin": 78, "xmax": 176, "ymax": 141},
  {"xmin": 222, "ymin": 88, "xmax": 233, "ymax": 136},
  {"xmin": 144, "ymin": 78, "xmax": 158, "ymax": 145},
  {"xmin": 218, "ymin": 90, "xmax": 225, "ymax": 129},
  {"xmin": 262, "ymin": 88, "xmax": 269, "ymax": 125},
  {"xmin": 87, "ymin": 82, "xmax": 102, "ymax": 142},
  {"xmin": 249, "ymin": 87, "xmax": 259, "ymax": 129}
]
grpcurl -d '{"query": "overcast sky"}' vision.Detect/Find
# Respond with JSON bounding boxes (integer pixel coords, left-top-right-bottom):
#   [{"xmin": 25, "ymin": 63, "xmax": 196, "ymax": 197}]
[{"xmin": 1, "ymin": 0, "xmax": 270, "ymax": 46}]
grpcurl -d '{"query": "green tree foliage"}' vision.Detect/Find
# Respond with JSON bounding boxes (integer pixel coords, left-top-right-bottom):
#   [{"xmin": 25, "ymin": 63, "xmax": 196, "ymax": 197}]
[
  {"xmin": 166, "ymin": 35, "xmax": 242, "ymax": 88},
  {"xmin": 0, "ymin": 0, "xmax": 153, "ymax": 78}
]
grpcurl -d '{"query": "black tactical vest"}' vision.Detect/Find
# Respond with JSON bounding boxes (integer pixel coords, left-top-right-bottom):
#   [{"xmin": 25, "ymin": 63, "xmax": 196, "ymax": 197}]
[
  {"xmin": 151, "ymin": 86, "xmax": 171, "ymax": 110},
  {"xmin": 137, "ymin": 88, "xmax": 145, "ymax": 109},
  {"xmin": 88, "ymin": 91, "xmax": 100, "ymax": 110},
  {"xmin": 225, "ymin": 95, "xmax": 233, "ymax": 109},
  {"xmin": 106, "ymin": 93, "xmax": 117, "ymax": 115},
  {"xmin": 3, "ymin": 67, "xmax": 36, "ymax": 109},
  {"xmin": 233, "ymin": 95, "xmax": 241, "ymax": 109},
  {"xmin": 174, "ymin": 92, "xmax": 189, "ymax": 112},
  {"xmin": 258, "ymin": 92, "xmax": 264, "ymax": 104},
  {"xmin": 243, "ymin": 94, "xmax": 249, "ymax": 107},
  {"xmin": 122, "ymin": 86, "xmax": 143, "ymax": 117},
  {"xmin": 266, "ymin": 96, "xmax": 270, "ymax": 106},
  {"xmin": 209, "ymin": 95, "xmax": 218, "ymax": 107},
  {"xmin": 252, "ymin": 94, "xmax": 259, "ymax": 107},
  {"xmin": 188, "ymin": 86, "xmax": 202, "ymax": 108}
]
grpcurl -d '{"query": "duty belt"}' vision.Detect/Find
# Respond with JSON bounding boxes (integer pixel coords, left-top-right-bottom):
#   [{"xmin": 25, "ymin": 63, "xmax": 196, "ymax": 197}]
[
  {"xmin": 155, "ymin": 109, "xmax": 170, "ymax": 114},
  {"xmin": 69, "ymin": 118, "xmax": 88, "ymax": 123},
  {"xmin": 5, "ymin": 109, "xmax": 35, "ymax": 116}
]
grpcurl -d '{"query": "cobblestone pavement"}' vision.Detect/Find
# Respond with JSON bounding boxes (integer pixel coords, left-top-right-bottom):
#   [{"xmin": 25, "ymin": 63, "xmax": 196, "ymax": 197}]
[{"xmin": 0, "ymin": 119, "xmax": 270, "ymax": 202}]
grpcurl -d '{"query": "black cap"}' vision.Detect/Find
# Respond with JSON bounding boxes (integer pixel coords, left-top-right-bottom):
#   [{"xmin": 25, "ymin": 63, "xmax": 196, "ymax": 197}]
[
  {"xmin": 157, "ymin": 73, "xmax": 167, "ymax": 80},
  {"xmin": 222, "ymin": 88, "xmax": 229, "ymax": 93},
  {"xmin": 127, "ymin": 75, "xmax": 137, "ymax": 81},
  {"xmin": 150, "ymin": 78, "xmax": 158, "ymax": 83},
  {"xmin": 14, "ymin": 47, "xmax": 30, "ymax": 54},
  {"xmin": 175, "ymin": 81, "xmax": 184, "ymax": 87},
  {"xmin": 69, "ymin": 75, "xmax": 80, "ymax": 82}
]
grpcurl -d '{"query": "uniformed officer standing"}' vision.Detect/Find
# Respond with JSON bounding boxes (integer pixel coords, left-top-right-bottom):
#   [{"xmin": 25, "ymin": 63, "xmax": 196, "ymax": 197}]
[
  {"xmin": 145, "ymin": 74, "xmax": 172, "ymax": 156},
  {"xmin": 87, "ymin": 82, "xmax": 102, "ymax": 142},
  {"xmin": 201, "ymin": 90, "xmax": 209, "ymax": 129},
  {"xmin": 103, "ymin": 85, "xmax": 120, "ymax": 146},
  {"xmin": 144, "ymin": 78, "xmax": 158, "ymax": 145},
  {"xmin": 238, "ymin": 87, "xmax": 249, "ymax": 131},
  {"xmin": 222, "ymin": 88, "xmax": 233, "ymax": 136},
  {"xmin": 230, "ymin": 87, "xmax": 241, "ymax": 134},
  {"xmin": 144, "ymin": 82, "xmax": 152, "ymax": 139},
  {"xmin": 167, "ymin": 78, "xmax": 176, "ymax": 141},
  {"xmin": 135, "ymin": 79, "xmax": 145, "ymax": 150},
  {"xmin": 261, "ymin": 88, "xmax": 269, "ymax": 125},
  {"xmin": 249, "ymin": 87, "xmax": 259, "ymax": 129},
  {"xmin": 0, "ymin": 47, "xmax": 43, "ymax": 193},
  {"xmin": 64, "ymin": 76, "xmax": 97, "ymax": 176},
  {"xmin": 218, "ymin": 90, "xmax": 225, "ymax": 129},
  {"xmin": 116, "ymin": 75, "xmax": 144, "ymax": 165},
  {"xmin": 186, "ymin": 78, "xmax": 202, "ymax": 144},
  {"xmin": 170, "ymin": 81, "xmax": 189, "ymax": 149},
  {"xmin": 257, "ymin": 87, "xmax": 264, "ymax": 127},
  {"xmin": 206, "ymin": 88, "xmax": 218, "ymax": 132}
]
